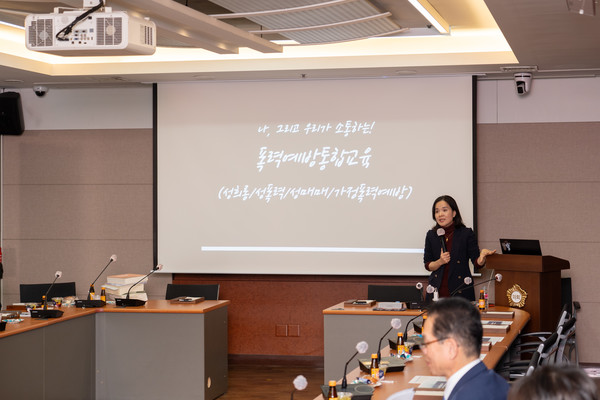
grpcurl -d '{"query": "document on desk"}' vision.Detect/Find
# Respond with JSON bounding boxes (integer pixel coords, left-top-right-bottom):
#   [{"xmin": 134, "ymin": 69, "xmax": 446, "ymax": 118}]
[
  {"xmin": 386, "ymin": 388, "xmax": 415, "ymax": 400},
  {"xmin": 409, "ymin": 375, "xmax": 446, "ymax": 389}
]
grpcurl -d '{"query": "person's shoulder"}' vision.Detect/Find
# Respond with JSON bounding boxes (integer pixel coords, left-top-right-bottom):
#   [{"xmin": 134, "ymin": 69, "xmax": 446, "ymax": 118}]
[{"xmin": 453, "ymin": 368, "xmax": 508, "ymax": 400}]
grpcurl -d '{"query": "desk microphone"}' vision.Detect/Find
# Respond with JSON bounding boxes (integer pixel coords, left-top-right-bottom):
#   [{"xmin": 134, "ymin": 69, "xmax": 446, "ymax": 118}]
[
  {"xmin": 77, "ymin": 254, "xmax": 117, "ymax": 308},
  {"xmin": 410, "ymin": 282, "xmax": 425, "ymax": 309},
  {"xmin": 290, "ymin": 375, "xmax": 307, "ymax": 400},
  {"xmin": 341, "ymin": 341, "xmax": 368, "ymax": 389},
  {"xmin": 116, "ymin": 264, "xmax": 162, "ymax": 307},
  {"xmin": 450, "ymin": 274, "xmax": 502, "ymax": 297},
  {"xmin": 88, "ymin": 254, "xmax": 117, "ymax": 298},
  {"xmin": 31, "ymin": 271, "xmax": 64, "ymax": 319},
  {"xmin": 426, "ymin": 284, "xmax": 438, "ymax": 302},
  {"xmin": 437, "ymin": 228, "xmax": 447, "ymax": 253},
  {"xmin": 377, "ymin": 318, "xmax": 402, "ymax": 363},
  {"xmin": 450, "ymin": 276, "xmax": 472, "ymax": 297},
  {"xmin": 402, "ymin": 310, "xmax": 427, "ymax": 344}
]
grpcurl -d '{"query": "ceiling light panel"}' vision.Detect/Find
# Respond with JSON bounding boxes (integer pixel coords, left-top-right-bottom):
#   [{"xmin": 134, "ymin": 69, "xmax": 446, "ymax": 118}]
[{"xmin": 209, "ymin": 0, "xmax": 402, "ymax": 43}]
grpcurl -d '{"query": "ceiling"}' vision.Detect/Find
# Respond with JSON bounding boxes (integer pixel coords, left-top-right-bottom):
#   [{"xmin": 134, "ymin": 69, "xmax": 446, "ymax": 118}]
[{"xmin": 0, "ymin": 0, "xmax": 599, "ymax": 89}]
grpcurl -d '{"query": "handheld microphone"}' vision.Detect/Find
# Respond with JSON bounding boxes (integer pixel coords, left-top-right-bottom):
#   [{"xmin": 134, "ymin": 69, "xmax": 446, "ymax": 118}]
[
  {"xmin": 437, "ymin": 228, "xmax": 447, "ymax": 253},
  {"xmin": 116, "ymin": 264, "xmax": 163, "ymax": 307},
  {"xmin": 31, "ymin": 271, "xmax": 64, "ymax": 319},
  {"xmin": 450, "ymin": 274, "xmax": 502, "ymax": 297},
  {"xmin": 341, "ymin": 341, "xmax": 368, "ymax": 389},
  {"xmin": 77, "ymin": 254, "xmax": 117, "ymax": 308},
  {"xmin": 377, "ymin": 318, "xmax": 402, "ymax": 363},
  {"xmin": 290, "ymin": 375, "xmax": 307, "ymax": 400}
]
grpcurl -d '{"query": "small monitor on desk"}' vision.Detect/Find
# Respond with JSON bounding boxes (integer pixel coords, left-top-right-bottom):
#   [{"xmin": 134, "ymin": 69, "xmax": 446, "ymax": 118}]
[{"xmin": 499, "ymin": 239, "xmax": 542, "ymax": 256}]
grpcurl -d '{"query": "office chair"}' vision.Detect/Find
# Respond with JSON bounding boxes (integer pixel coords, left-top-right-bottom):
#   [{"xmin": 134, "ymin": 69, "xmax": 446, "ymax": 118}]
[
  {"xmin": 20, "ymin": 282, "xmax": 77, "ymax": 303},
  {"xmin": 367, "ymin": 285, "xmax": 422, "ymax": 303},
  {"xmin": 502, "ymin": 330, "xmax": 560, "ymax": 380},
  {"xmin": 555, "ymin": 316, "xmax": 577, "ymax": 365},
  {"xmin": 165, "ymin": 283, "xmax": 220, "ymax": 300}
]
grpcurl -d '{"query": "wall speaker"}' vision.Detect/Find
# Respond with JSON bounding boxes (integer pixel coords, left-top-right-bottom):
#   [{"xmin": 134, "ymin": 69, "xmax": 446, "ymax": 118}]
[{"xmin": 0, "ymin": 92, "xmax": 25, "ymax": 135}]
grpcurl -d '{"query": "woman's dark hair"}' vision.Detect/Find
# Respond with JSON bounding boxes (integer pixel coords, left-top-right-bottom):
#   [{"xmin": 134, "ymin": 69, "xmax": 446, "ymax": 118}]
[
  {"xmin": 508, "ymin": 365, "xmax": 597, "ymax": 400},
  {"xmin": 431, "ymin": 195, "xmax": 466, "ymax": 229}
]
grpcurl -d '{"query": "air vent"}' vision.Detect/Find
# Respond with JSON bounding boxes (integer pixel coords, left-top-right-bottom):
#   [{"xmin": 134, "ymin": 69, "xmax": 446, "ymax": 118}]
[
  {"xmin": 500, "ymin": 66, "xmax": 538, "ymax": 73},
  {"xmin": 28, "ymin": 18, "xmax": 53, "ymax": 48},
  {"xmin": 97, "ymin": 17, "xmax": 123, "ymax": 46}
]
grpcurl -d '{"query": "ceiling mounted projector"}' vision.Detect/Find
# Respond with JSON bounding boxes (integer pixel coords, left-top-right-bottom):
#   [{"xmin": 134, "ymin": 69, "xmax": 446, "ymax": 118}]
[{"xmin": 25, "ymin": 8, "xmax": 156, "ymax": 56}]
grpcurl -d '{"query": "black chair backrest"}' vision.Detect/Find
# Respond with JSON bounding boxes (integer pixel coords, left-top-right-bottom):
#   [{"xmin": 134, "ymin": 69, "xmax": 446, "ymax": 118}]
[
  {"xmin": 561, "ymin": 277, "xmax": 573, "ymax": 316},
  {"xmin": 367, "ymin": 285, "xmax": 421, "ymax": 303},
  {"xmin": 20, "ymin": 282, "xmax": 77, "ymax": 303},
  {"xmin": 165, "ymin": 284, "xmax": 220, "ymax": 300}
]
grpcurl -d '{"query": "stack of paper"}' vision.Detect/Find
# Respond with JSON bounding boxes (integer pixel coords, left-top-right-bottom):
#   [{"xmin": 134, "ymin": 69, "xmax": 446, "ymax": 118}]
[{"xmin": 103, "ymin": 273, "xmax": 148, "ymax": 301}]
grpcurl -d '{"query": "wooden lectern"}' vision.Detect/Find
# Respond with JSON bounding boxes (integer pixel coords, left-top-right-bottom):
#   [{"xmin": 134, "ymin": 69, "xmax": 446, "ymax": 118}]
[{"xmin": 487, "ymin": 254, "xmax": 570, "ymax": 332}]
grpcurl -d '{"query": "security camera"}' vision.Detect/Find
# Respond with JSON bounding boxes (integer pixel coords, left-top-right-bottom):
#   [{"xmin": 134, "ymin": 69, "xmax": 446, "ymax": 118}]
[
  {"xmin": 514, "ymin": 73, "xmax": 532, "ymax": 96},
  {"xmin": 33, "ymin": 85, "xmax": 48, "ymax": 97}
]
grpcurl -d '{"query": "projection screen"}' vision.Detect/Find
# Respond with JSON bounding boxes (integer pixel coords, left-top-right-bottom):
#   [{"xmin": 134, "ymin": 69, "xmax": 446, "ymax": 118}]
[{"xmin": 156, "ymin": 76, "xmax": 474, "ymax": 275}]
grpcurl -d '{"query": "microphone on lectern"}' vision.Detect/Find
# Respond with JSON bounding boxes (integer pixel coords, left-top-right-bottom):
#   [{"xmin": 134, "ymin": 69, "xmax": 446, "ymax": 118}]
[
  {"xmin": 31, "ymin": 270, "xmax": 64, "ymax": 319},
  {"xmin": 377, "ymin": 318, "xmax": 402, "ymax": 363},
  {"xmin": 341, "ymin": 341, "xmax": 368, "ymax": 389},
  {"xmin": 116, "ymin": 264, "xmax": 163, "ymax": 307}
]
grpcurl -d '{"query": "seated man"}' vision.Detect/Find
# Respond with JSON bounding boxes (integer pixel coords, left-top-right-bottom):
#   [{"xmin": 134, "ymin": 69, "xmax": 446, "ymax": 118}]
[{"xmin": 422, "ymin": 297, "xmax": 509, "ymax": 400}]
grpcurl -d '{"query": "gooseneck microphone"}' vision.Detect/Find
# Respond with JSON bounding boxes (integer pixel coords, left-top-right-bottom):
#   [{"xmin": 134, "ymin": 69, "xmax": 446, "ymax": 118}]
[
  {"xmin": 341, "ymin": 341, "xmax": 368, "ymax": 389},
  {"xmin": 291, "ymin": 375, "xmax": 307, "ymax": 400},
  {"xmin": 377, "ymin": 318, "xmax": 402, "ymax": 363},
  {"xmin": 450, "ymin": 276, "xmax": 472, "ymax": 297},
  {"xmin": 116, "ymin": 264, "xmax": 163, "ymax": 307},
  {"xmin": 87, "ymin": 254, "xmax": 117, "ymax": 299},
  {"xmin": 31, "ymin": 271, "xmax": 64, "ymax": 319},
  {"xmin": 437, "ymin": 228, "xmax": 447, "ymax": 253},
  {"xmin": 403, "ymin": 310, "xmax": 427, "ymax": 343},
  {"xmin": 450, "ymin": 274, "xmax": 503, "ymax": 297},
  {"xmin": 76, "ymin": 254, "xmax": 117, "ymax": 308}
]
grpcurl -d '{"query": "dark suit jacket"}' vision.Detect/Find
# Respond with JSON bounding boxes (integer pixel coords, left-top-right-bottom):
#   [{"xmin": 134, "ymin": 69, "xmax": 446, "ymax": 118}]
[
  {"xmin": 424, "ymin": 226, "xmax": 480, "ymax": 301},
  {"xmin": 448, "ymin": 361, "xmax": 509, "ymax": 400}
]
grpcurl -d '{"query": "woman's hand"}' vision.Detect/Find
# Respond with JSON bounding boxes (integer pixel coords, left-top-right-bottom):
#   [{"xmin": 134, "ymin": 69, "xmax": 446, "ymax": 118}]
[
  {"xmin": 429, "ymin": 249, "xmax": 450, "ymax": 271},
  {"xmin": 477, "ymin": 248, "xmax": 497, "ymax": 266}
]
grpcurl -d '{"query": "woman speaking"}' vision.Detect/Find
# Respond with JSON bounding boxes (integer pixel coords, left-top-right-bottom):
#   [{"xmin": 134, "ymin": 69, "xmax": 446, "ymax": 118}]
[{"xmin": 424, "ymin": 195, "xmax": 496, "ymax": 300}]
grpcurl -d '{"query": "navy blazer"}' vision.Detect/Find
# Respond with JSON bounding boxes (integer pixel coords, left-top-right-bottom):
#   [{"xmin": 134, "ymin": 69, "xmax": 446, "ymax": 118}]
[
  {"xmin": 424, "ymin": 226, "xmax": 480, "ymax": 301},
  {"xmin": 448, "ymin": 361, "xmax": 509, "ymax": 400}
]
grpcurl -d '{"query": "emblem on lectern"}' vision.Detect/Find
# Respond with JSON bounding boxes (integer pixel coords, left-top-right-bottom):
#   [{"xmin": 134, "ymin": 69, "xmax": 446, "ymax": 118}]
[{"xmin": 506, "ymin": 284, "xmax": 528, "ymax": 308}]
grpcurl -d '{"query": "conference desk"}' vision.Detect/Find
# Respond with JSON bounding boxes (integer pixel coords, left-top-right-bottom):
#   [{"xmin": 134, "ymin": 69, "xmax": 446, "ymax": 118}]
[
  {"xmin": 0, "ymin": 300, "xmax": 229, "ymax": 400},
  {"xmin": 320, "ymin": 303, "xmax": 530, "ymax": 399}
]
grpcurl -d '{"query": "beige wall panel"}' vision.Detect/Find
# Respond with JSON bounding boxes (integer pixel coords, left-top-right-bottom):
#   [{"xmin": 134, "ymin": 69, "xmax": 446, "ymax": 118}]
[
  {"xmin": 1, "ymin": 239, "xmax": 156, "ymax": 305},
  {"xmin": 478, "ymin": 122, "xmax": 600, "ymax": 182},
  {"xmin": 477, "ymin": 182, "xmax": 596, "ymax": 242},
  {"xmin": 570, "ymin": 302, "xmax": 600, "ymax": 363},
  {"xmin": 3, "ymin": 185, "xmax": 152, "ymax": 240},
  {"xmin": 2, "ymin": 129, "xmax": 152, "ymax": 185}
]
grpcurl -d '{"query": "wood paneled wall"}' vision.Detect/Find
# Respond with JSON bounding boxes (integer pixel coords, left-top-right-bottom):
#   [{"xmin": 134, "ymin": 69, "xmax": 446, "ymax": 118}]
[{"xmin": 174, "ymin": 274, "xmax": 426, "ymax": 357}]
